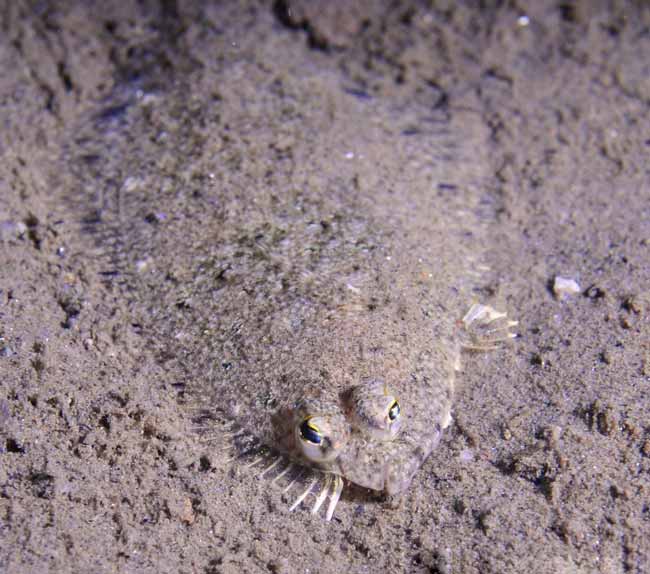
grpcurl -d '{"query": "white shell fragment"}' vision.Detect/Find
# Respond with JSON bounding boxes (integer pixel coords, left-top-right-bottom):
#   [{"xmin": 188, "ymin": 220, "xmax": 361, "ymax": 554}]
[{"xmin": 553, "ymin": 276, "xmax": 581, "ymax": 299}]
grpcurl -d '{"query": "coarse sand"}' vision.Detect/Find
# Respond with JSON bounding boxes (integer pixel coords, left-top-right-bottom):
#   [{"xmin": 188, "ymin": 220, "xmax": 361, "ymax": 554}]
[{"xmin": 1, "ymin": 2, "xmax": 649, "ymax": 573}]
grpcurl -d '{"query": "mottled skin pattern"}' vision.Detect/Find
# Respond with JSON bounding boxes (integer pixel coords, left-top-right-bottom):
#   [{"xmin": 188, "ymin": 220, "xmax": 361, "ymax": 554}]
[
  {"xmin": 268, "ymin": 256, "xmax": 460, "ymax": 495},
  {"xmin": 65, "ymin": 66, "xmax": 495, "ymax": 512},
  {"xmin": 347, "ymin": 380, "xmax": 402, "ymax": 442},
  {"xmin": 206, "ymin": 183, "xmax": 477, "ymax": 502}
]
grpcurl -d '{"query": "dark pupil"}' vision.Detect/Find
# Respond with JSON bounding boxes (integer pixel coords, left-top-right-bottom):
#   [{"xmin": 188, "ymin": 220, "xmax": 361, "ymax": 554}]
[
  {"xmin": 299, "ymin": 420, "xmax": 322, "ymax": 444},
  {"xmin": 388, "ymin": 401, "xmax": 400, "ymax": 421}
]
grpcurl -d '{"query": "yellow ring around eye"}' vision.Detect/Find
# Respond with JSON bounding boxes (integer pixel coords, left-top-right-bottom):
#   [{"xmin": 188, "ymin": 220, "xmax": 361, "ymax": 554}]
[
  {"xmin": 299, "ymin": 417, "xmax": 323, "ymax": 444},
  {"xmin": 306, "ymin": 419, "xmax": 320, "ymax": 433}
]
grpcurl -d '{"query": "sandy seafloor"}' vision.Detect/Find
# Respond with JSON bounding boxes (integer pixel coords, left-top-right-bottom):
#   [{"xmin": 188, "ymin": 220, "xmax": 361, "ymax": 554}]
[{"xmin": 1, "ymin": 1, "xmax": 650, "ymax": 573}]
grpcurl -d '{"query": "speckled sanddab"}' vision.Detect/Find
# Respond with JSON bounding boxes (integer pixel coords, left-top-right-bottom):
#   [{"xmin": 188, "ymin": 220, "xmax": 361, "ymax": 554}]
[{"xmin": 194, "ymin": 303, "xmax": 516, "ymax": 520}]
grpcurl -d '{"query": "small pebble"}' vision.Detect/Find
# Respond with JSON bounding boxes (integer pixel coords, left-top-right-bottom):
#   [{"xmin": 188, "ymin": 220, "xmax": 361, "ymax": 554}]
[
  {"xmin": 0, "ymin": 220, "xmax": 26, "ymax": 241},
  {"xmin": 553, "ymin": 276, "xmax": 581, "ymax": 299}
]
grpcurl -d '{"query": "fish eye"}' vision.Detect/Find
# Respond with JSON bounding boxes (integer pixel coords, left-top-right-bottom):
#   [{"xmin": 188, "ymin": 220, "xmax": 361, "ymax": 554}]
[
  {"xmin": 299, "ymin": 417, "xmax": 323, "ymax": 445},
  {"xmin": 348, "ymin": 380, "xmax": 402, "ymax": 441},
  {"xmin": 388, "ymin": 399, "xmax": 400, "ymax": 422},
  {"xmin": 293, "ymin": 407, "xmax": 349, "ymax": 464}
]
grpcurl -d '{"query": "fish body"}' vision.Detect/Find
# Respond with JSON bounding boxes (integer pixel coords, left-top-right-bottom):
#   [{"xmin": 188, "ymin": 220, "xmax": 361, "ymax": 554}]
[{"xmin": 64, "ymin": 70, "xmax": 506, "ymax": 517}]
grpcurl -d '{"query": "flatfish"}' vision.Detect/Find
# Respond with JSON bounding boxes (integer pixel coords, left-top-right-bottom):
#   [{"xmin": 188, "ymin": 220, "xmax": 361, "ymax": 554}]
[{"xmin": 62, "ymin": 67, "xmax": 515, "ymax": 520}]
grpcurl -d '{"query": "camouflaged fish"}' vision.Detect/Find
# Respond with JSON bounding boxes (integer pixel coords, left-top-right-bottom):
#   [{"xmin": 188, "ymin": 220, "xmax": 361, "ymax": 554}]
[{"xmin": 64, "ymin": 68, "xmax": 515, "ymax": 521}]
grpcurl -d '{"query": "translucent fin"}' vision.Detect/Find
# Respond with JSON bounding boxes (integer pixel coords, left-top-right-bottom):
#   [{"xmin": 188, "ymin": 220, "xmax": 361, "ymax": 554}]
[
  {"xmin": 283, "ymin": 469, "xmax": 304, "ymax": 493},
  {"xmin": 189, "ymin": 407, "xmax": 344, "ymax": 521},
  {"xmin": 245, "ymin": 456, "xmax": 265, "ymax": 469},
  {"xmin": 272, "ymin": 462, "xmax": 293, "ymax": 484},
  {"xmin": 289, "ymin": 476, "xmax": 318, "ymax": 512},
  {"xmin": 460, "ymin": 303, "xmax": 518, "ymax": 351},
  {"xmin": 325, "ymin": 475, "xmax": 344, "ymax": 521},
  {"xmin": 311, "ymin": 474, "xmax": 332, "ymax": 515},
  {"xmin": 259, "ymin": 457, "xmax": 282, "ymax": 478}
]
